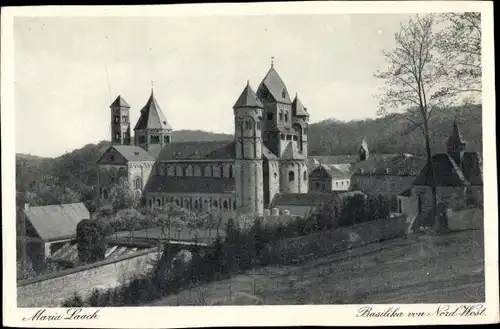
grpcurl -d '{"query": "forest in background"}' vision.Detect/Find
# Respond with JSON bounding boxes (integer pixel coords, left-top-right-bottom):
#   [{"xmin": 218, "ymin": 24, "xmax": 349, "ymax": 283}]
[{"xmin": 15, "ymin": 104, "xmax": 482, "ymax": 207}]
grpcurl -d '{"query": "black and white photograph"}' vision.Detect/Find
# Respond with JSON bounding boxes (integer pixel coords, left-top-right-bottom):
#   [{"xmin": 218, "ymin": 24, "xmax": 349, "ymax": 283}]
[{"xmin": 2, "ymin": 1, "xmax": 498, "ymax": 327}]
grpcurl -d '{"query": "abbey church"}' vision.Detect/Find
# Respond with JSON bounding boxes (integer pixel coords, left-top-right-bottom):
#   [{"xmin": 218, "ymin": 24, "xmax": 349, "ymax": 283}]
[{"xmin": 96, "ymin": 64, "xmax": 311, "ymax": 216}]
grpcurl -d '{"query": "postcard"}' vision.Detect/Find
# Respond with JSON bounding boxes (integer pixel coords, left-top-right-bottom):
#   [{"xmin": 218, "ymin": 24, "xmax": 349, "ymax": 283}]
[{"xmin": 2, "ymin": 1, "xmax": 498, "ymax": 327}]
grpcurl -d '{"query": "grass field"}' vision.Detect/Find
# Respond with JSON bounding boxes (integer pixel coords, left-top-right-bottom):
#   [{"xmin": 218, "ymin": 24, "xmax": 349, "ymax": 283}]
[{"xmin": 149, "ymin": 228, "xmax": 484, "ymax": 305}]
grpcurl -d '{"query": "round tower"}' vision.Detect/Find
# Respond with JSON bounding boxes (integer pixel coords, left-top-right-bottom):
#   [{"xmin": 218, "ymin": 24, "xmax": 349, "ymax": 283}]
[{"xmin": 233, "ymin": 81, "xmax": 264, "ymax": 215}]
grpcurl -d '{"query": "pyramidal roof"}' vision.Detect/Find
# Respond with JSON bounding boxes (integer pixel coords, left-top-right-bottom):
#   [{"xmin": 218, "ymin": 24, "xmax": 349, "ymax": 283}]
[
  {"xmin": 257, "ymin": 65, "xmax": 292, "ymax": 104},
  {"xmin": 233, "ymin": 81, "xmax": 264, "ymax": 109},
  {"xmin": 110, "ymin": 95, "xmax": 130, "ymax": 108},
  {"xmin": 134, "ymin": 89, "xmax": 172, "ymax": 131},
  {"xmin": 447, "ymin": 119, "xmax": 467, "ymax": 147},
  {"xmin": 292, "ymin": 93, "xmax": 309, "ymax": 117}
]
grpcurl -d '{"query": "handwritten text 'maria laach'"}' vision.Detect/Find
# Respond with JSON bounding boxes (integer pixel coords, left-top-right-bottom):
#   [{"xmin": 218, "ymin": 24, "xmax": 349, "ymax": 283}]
[{"xmin": 23, "ymin": 308, "xmax": 100, "ymax": 321}]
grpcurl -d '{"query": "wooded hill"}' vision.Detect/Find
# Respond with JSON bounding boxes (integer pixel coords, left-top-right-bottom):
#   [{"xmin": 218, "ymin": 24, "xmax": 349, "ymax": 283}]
[{"xmin": 16, "ymin": 105, "xmax": 482, "ymax": 206}]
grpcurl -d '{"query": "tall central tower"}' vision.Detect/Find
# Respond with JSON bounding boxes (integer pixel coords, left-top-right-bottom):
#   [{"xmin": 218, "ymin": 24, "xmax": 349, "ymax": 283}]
[
  {"xmin": 233, "ymin": 81, "xmax": 264, "ymax": 215},
  {"xmin": 134, "ymin": 89, "xmax": 173, "ymax": 158},
  {"xmin": 110, "ymin": 95, "xmax": 131, "ymax": 145}
]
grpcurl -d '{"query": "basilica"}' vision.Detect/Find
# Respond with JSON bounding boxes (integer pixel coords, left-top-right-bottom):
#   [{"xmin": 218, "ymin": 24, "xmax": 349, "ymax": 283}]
[{"xmin": 96, "ymin": 64, "xmax": 310, "ymax": 217}]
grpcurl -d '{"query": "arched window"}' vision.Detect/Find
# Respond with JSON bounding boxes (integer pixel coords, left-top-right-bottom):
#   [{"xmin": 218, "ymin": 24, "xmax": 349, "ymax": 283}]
[
  {"xmin": 204, "ymin": 165, "xmax": 211, "ymax": 177},
  {"xmin": 155, "ymin": 199, "xmax": 161, "ymax": 207},
  {"xmin": 186, "ymin": 165, "xmax": 193, "ymax": 176},
  {"xmin": 102, "ymin": 188, "xmax": 109, "ymax": 199},
  {"xmin": 284, "ymin": 112, "xmax": 289, "ymax": 122},
  {"xmin": 194, "ymin": 165, "xmax": 201, "ymax": 177},
  {"xmin": 279, "ymin": 111, "xmax": 283, "ymax": 121},
  {"xmin": 282, "ymin": 89, "xmax": 286, "ymax": 99},
  {"xmin": 213, "ymin": 200, "xmax": 218, "ymax": 208},
  {"xmin": 175, "ymin": 199, "xmax": 180, "ymax": 206},
  {"xmin": 134, "ymin": 177, "xmax": 142, "ymax": 190},
  {"xmin": 233, "ymin": 200, "xmax": 236, "ymax": 210},
  {"xmin": 229, "ymin": 165, "xmax": 234, "ymax": 178},
  {"xmin": 288, "ymin": 171, "xmax": 295, "ymax": 182},
  {"xmin": 220, "ymin": 166, "xmax": 224, "ymax": 177},
  {"xmin": 273, "ymin": 172, "xmax": 278, "ymax": 179},
  {"xmin": 223, "ymin": 200, "xmax": 229, "ymax": 210},
  {"xmin": 195, "ymin": 199, "xmax": 200, "ymax": 209},
  {"xmin": 303, "ymin": 171, "xmax": 307, "ymax": 181}
]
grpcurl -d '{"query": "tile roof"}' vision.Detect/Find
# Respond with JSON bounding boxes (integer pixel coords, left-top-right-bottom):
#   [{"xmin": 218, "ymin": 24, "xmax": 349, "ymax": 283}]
[
  {"xmin": 233, "ymin": 82, "xmax": 264, "ymax": 109},
  {"xmin": 257, "ymin": 66, "xmax": 292, "ymax": 104},
  {"xmin": 157, "ymin": 141, "xmax": 235, "ymax": 160},
  {"xmin": 134, "ymin": 90, "xmax": 172, "ymax": 130},
  {"xmin": 144, "ymin": 176, "xmax": 235, "ymax": 194},
  {"xmin": 262, "ymin": 145, "xmax": 278, "ymax": 160},
  {"xmin": 308, "ymin": 155, "xmax": 359, "ymax": 169},
  {"xmin": 281, "ymin": 142, "xmax": 305, "ymax": 159},
  {"xmin": 352, "ymin": 153, "xmax": 423, "ymax": 175},
  {"xmin": 24, "ymin": 203, "xmax": 90, "ymax": 241},
  {"xmin": 110, "ymin": 95, "xmax": 130, "ymax": 108},
  {"xmin": 292, "ymin": 94, "xmax": 309, "ymax": 117},
  {"xmin": 311, "ymin": 164, "xmax": 351, "ymax": 179},
  {"xmin": 110, "ymin": 145, "xmax": 155, "ymax": 162},
  {"xmin": 413, "ymin": 152, "xmax": 482, "ymax": 187},
  {"xmin": 271, "ymin": 193, "xmax": 340, "ymax": 207}
]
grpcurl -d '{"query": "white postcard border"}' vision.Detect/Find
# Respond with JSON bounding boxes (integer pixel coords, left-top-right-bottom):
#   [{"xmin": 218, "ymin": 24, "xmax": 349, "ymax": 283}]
[{"xmin": 2, "ymin": 1, "xmax": 498, "ymax": 327}]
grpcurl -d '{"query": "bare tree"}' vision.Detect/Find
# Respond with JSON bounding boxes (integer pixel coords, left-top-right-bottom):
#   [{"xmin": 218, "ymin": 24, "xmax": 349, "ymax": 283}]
[
  {"xmin": 438, "ymin": 12, "xmax": 481, "ymax": 95},
  {"xmin": 374, "ymin": 15, "xmax": 455, "ymax": 227}
]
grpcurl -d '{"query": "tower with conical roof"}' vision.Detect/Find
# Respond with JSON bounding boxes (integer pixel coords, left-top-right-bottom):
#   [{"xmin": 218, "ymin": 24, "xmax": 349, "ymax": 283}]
[
  {"xmin": 134, "ymin": 88, "xmax": 173, "ymax": 158},
  {"xmin": 110, "ymin": 95, "xmax": 132, "ymax": 145},
  {"xmin": 233, "ymin": 80, "xmax": 264, "ymax": 215},
  {"xmin": 359, "ymin": 138, "xmax": 369, "ymax": 162},
  {"xmin": 446, "ymin": 119, "xmax": 467, "ymax": 165}
]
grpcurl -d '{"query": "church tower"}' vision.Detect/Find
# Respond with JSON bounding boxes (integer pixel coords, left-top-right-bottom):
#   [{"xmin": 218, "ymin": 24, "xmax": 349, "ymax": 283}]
[
  {"xmin": 446, "ymin": 119, "xmax": 467, "ymax": 166},
  {"xmin": 233, "ymin": 81, "xmax": 264, "ymax": 215},
  {"xmin": 110, "ymin": 95, "xmax": 131, "ymax": 145},
  {"xmin": 134, "ymin": 88, "xmax": 172, "ymax": 158}
]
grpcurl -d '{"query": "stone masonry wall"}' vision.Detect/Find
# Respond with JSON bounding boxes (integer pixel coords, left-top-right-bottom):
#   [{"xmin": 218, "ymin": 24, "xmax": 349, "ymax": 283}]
[{"xmin": 17, "ymin": 248, "xmax": 158, "ymax": 308}]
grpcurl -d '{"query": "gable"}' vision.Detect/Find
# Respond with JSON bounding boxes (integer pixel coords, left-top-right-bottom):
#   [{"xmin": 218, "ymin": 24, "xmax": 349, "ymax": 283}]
[
  {"xmin": 97, "ymin": 146, "xmax": 128, "ymax": 165},
  {"xmin": 309, "ymin": 167, "xmax": 331, "ymax": 179}
]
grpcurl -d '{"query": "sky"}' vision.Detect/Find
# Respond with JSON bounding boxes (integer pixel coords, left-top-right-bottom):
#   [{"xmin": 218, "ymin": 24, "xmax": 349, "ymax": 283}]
[{"xmin": 14, "ymin": 14, "xmax": 413, "ymax": 157}]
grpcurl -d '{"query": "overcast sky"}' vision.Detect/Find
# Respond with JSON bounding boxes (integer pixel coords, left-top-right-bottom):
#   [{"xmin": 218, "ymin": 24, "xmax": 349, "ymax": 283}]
[{"xmin": 14, "ymin": 14, "xmax": 412, "ymax": 157}]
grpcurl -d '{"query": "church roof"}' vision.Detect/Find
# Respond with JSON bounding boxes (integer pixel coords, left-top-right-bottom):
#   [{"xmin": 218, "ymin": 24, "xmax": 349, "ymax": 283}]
[
  {"xmin": 157, "ymin": 141, "xmax": 235, "ymax": 161},
  {"xmin": 281, "ymin": 142, "xmax": 304, "ymax": 159},
  {"xmin": 111, "ymin": 145, "xmax": 155, "ymax": 161},
  {"xmin": 110, "ymin": 95, "xmax": 130, "ymax": 108},
  {"xmin": 134, "ymin": 90, "xmax": 172, "ymax": 131},
  {"xmin": 262, "ymin": 145, "xmax": 278, "ymax": 160},
  {"xmin": 233, "ymin": 82, "xmax": 264, "ymax": 109},
  {"xmin": 257, "ymin": 66, "xmax": 292, "ymax": 104},
  {"xmin": 292, "ymin": 94, "xmax": 309, "ymax": 117},
  {"xmin": 144, "ymin": 176, "xmax": 235, "ymax": 194},
  {"xmin": 413, "ymin": 152, "xmax": 482, "ymax": 186}
]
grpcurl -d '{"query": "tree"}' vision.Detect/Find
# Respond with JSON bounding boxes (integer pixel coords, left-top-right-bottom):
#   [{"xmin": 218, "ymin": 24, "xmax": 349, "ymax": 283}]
[
  {"xmin": 375, "ymin": 15, "xmax": 454, "ymax": 228},
  {"xmin": 438, "ymin": 13, "xmax": 481, "ymax": 95},
  {"xmin": 109, "ymin": 180, "xmax": 140, "ymax": 211},
  {"xmin": 339, "ymin": 195, "xmax": 367, "ymax": 226},
  {"xmin": 76, "ymin": 219, "xmax": 106, "ymax": 264}
]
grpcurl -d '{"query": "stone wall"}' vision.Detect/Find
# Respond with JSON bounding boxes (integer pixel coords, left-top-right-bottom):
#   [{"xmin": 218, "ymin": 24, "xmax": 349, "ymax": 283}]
[{"xmin": 17, "ymin": 248, "xmax": 158, "ymax": 308}]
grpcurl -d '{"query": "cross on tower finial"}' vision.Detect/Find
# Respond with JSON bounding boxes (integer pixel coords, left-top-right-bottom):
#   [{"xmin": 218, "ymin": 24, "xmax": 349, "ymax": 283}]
[
  {"xmin": 151, "ymin": 80, "xmax": 154, "ymax": 93},
  {"xmin": 271, "ymin": 56, "xmax": 274, "ymax": 67}
]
